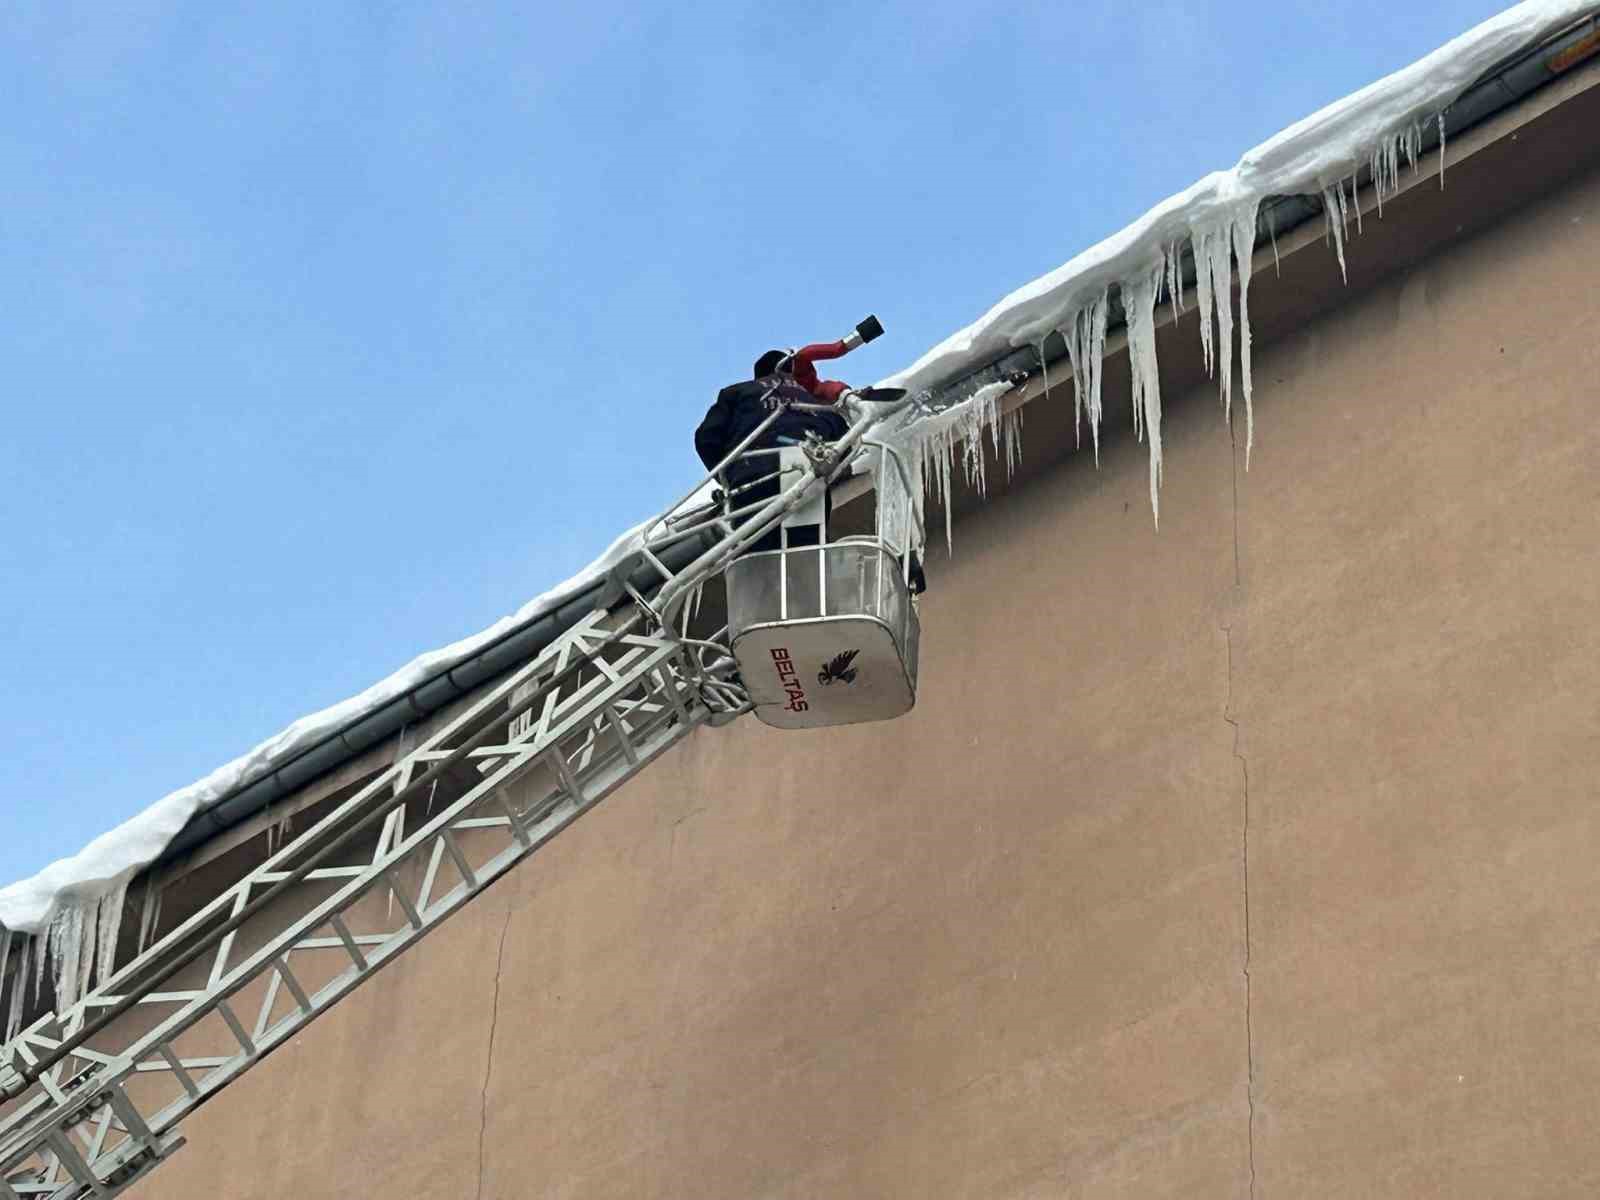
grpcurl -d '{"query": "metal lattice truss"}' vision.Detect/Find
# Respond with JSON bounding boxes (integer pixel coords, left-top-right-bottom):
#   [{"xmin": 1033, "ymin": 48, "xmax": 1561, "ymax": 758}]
[
  {"xmin": 0, "ymin": 397, "xmax": 903, "ymax": 1200},
  {"xmin": 1, "ymin": 611, "xmax": 744, "ymax": 1198}
]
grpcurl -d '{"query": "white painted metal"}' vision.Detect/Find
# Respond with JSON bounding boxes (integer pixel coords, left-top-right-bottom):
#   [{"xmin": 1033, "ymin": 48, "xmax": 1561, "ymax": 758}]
[
  {"xmin": 0, "ymin": 395, "xmax": 915, "ymax": 1200},
  {"xmin": 734, "ymin": 616, "xmax": 916, "ymax": 730}
]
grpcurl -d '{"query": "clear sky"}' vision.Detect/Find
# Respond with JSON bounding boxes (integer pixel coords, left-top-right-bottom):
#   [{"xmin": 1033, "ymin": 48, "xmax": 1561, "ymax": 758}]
[{"xmin": 0, "ymin": 0, "xmax": 1511, "ymax": 886}]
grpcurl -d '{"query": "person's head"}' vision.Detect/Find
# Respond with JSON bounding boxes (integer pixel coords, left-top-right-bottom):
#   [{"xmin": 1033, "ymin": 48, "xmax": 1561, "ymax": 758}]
[{"xmin": 752, "ymin": 349, "xmax": 789, "ymax": 379}]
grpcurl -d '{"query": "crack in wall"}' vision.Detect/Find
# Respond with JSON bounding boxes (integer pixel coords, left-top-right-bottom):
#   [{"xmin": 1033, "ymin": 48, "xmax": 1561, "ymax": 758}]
[
  {"xmin": 1225, "ymin": 417, "xmax": 1257, "ymax": 1199},
  {"xmin": 1230, "ymin": 423, "xmax": 1243, "ymax": 587},
  {"xmin": 477, "ymin": 908, "xmax": 514, "ymax": 1200},
  {"xmin": 1223, "ymin": 624, "xmax": 1257, "ymax": 1200}
]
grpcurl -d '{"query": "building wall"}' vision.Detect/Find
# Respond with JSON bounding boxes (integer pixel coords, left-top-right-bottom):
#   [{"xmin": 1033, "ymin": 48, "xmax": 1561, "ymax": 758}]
[{"xmin": 131, "ymin": 152, "xmax": 1600, "ymax": 1198}]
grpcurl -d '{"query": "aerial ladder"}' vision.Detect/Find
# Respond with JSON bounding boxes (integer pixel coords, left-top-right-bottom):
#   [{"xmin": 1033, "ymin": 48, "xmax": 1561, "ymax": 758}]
[{"xmin": 0, "ymin": 317, "xmax": 935, "ymax": 1199}]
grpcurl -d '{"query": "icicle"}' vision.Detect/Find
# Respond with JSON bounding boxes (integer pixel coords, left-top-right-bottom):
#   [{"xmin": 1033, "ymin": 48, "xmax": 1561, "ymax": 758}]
[
  {"xmin": 1163, "ymin": 239, "xmax": 1185, "ymax": 325},
  {"xmin": 1437, "ymin": 112, "xmax": 1447, "ymax": 188},
  {"xmin": 1370, "ymin": 142, "xmax": 1386, "ymax": 217},
  {"xmin": 270, "ymin": 808, "xmax": 293, "ymax": 855},
  {"xmin": 32, "ymin": 926, "xmax": 46, "ymax": 1007},
  {"xmin": 21, "ymin": 874, "xmax": 138, "ymax": 1018},
  {"xmin": 0, "ymin": 930, "xmax": 12, "ymax": 1033},
  {"xmin": 48, "ymin": 903, "xmax": 86, "ymax": 1014},
  {"xmin": 266, "ymin": 802, "xmax": 293, "ymax": 855},
  {"xmin": 933, "ymin": 431, "xmax": 954, "ymax": 553},
  {"xmin": 92, "ymin": 874, "xmax": 131, "ymax": 991},
  {"xmin": 1067, "ymin": 290, "xmax": 1108, "ymax": 463},
  {"xmin": 138, "ymin": 876, "xmax": 164, "ymax": 954},
  {"xmin": 1323, "ymin": 184, "xmax": 1350, "ymax": 284},
  {"xmin": 1192, "ymin": 227, "xmax": 1217, "ymax": 377},
  {"xmin": 1192, "ymin": 221, "xmax": 1236, "ymax": 420},
  {"xmin": 1002, "ymin": 407, "xmax": 1024, "ymax": 478},
  {"xmin": 1351, "ymin": 173, "xmax": 1364, "ymax": 236},
  {"xmin": 1230, "ymin": 198, "xmax": 1261, "ymax": 466},
  {"xmin": 888, "ymin": 380, "xmax": 1011, "ymax": 556},
  {"xmin": 1267, "ymin": 206, "xmax": 1281, "ymax": 276},
  {"xmin": 7, "ymin": 936, "xmax": 33, "ymax": 1043},
  {"xmin": 76, "ymin": 905, "xmax": 96, "ymax": 1006},
  {"xmin": 1122, "ymin": 262, "xmax": 1166, "ymax": 525}
]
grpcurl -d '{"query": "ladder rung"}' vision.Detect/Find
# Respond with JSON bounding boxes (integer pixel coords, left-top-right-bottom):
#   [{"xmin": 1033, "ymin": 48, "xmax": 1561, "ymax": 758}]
[
  {"xmin": 156, "ymin": 1045, "xmax": 201, "ymax": 1100},
  {"xmin": 82, "ymin": 1110, "xmax": 113, "ymax": 1167},
  {"xmin": 45, "ymin": 1131, "xmax": 106, "ymax": 1198},
  {"xmin": 383, "ymin": 872, "xmax": 424, "ymax": 931},
  {"xmin": 102, "ymin": 1085, "xmax": 157, "ymax": 1146},
  {"xmin": 215, "ymin": 1002, "xmax": 256, "ymax": 1058},
  {"xmin": 272, "ymin": 959, "xmax": 314, "ymax": 1016},
  {"xmin": 439, "ymin": 831, "xmax": 478, "ymax": 889},
  {"xmin": 491, "ymin": 791, "xmax": 532, "ymax": 848},
  {"xmin": 328, "ymin": 915, "xmax": 369, "ymax": 971}
]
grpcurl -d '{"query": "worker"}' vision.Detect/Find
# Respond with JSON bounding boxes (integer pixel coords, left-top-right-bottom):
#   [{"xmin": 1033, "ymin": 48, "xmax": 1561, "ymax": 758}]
[
  {"xmin": 694, "ymin": 342, "xmax": 855, "ymax": 553},
  {"xmin": 694, "ymin": 330, "xmax": 926, "ymax": 592}
]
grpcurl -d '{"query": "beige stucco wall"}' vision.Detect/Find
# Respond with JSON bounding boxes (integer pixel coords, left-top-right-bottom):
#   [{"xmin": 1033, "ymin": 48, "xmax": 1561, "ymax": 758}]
[{"xmin": 128, "ymin": 137, "xmax": 1600, "ymax": 1198}]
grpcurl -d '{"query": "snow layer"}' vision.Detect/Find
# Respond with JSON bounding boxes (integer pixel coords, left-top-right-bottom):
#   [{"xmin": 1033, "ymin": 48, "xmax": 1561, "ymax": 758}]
[{"xmin": 2, "ymin": 0, "xmax": 1594, "ymax": 1007}]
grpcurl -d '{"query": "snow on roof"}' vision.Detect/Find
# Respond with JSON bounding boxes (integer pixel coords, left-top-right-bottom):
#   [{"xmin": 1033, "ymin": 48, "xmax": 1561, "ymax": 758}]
[{"xmin": 2, "ymin": 1, "xmax": 1593, "ymax": 961}]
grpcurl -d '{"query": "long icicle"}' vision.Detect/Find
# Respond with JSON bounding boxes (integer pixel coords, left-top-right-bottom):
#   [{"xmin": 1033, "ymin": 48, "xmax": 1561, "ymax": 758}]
[
  {"xmin": 1067, "ymin": 291, "xmax": 1108, "ymax": 464},
  {"xmin": 1323, "ymin": 184, "xmax": 1350, "ymax": 284},
  {"xmin": 1230, "ymin": 197, "xmax": 1262, "ymax": 466},
  {"xmin": 7, "ymin": 935, "xmax": 33, "ymax": 1043},
  {"xmin": 1193, "ymin": 226, "xmax": 1218, "ymax": 377},
  {"xmin": 1205, "ymin": 221, "xmax": 1237, "ymax": 420},
  {"xmin": 93, "ymin": 873, "xmax": 133, "ymax": 991},
  {"xmin": 138, "ymin": 873, "xmax": 164, "ymax": 954},
  {"xmin": 0, "ymin": 929, "xmax": 13, "ymax": 1040},
  {"xmin": 1122, "ymin": 260, "xmax": 1167, "ymax": 526},
  {"xmin": 1437, "ymin": 112, "xmax": 1448, "ymax": 188}
]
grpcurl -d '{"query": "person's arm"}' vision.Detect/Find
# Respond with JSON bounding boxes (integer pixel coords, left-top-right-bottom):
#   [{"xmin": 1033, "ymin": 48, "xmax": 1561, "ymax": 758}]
[{"xmin": 791, "ymin": 341, "xmax": 851, "ymax": 404}]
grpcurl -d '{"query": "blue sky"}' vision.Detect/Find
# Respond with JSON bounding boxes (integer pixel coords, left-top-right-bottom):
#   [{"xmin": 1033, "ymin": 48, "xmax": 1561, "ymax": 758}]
[{"xmin": 0, "ymin": 0, "xmax": 1510, "ymax": 886}]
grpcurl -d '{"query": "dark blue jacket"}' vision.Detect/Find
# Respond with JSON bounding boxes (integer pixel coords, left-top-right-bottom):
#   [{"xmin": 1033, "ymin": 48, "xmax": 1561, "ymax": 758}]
[{"xmin": 694, "ymin": 376, "xmax": 848, "ymax": 485}]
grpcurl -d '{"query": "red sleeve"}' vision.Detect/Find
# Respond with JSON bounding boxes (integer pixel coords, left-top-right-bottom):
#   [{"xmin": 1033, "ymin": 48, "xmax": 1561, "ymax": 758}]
[
  {"xmin": 794, "ymin": 340, "xmax": 849, "ymax": 364},
  {"xmin": 792, "ymin": 341, "xmax": 850, "ymax": 402}
]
